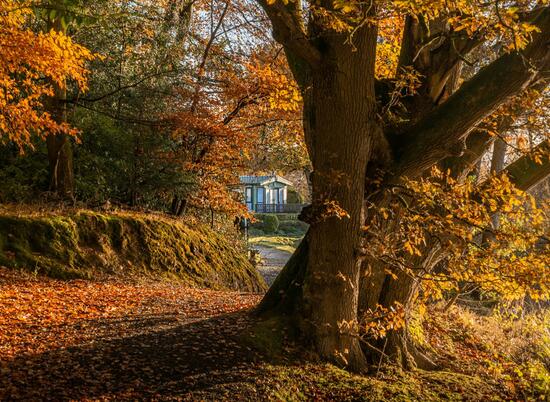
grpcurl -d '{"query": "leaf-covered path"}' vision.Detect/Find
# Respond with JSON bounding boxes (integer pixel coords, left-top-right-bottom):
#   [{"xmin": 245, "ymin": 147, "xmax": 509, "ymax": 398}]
[
  {"xmin": 0, "ymin": 269, "xmax": 529, "ymax": 401},
  {"xmin": 0, "ymin": 270, "xmax": 266, "ymax": 401},
  {"xmin": 254, "ymin": 245, "xmax": 291, "ymax": 286}
]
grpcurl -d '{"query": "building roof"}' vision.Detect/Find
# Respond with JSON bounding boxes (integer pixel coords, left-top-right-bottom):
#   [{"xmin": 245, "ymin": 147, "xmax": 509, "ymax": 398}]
[{"xmin": 239, "ymin": 174, "xmax": 293, "ymax": 186}]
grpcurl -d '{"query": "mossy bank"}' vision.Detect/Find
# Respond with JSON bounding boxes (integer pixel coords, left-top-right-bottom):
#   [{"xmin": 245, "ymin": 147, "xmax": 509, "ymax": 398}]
[{"xmin": 0, "ymin": 209, "xmax": 266, "ymax": 292}]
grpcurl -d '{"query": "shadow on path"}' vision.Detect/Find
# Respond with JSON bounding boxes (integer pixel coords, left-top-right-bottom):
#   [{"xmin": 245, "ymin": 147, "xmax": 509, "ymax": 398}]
[{"xmin": 0, "ymin": 311, "xmax": 265, "ymax": 401}]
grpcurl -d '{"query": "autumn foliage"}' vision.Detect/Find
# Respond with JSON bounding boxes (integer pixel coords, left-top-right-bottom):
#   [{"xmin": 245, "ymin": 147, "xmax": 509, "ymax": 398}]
[
  {"xmin": 0, "ymin": 0, "xmax": 94, "ymax": 150},
  {"xmin": 0, "ymin": 0, "xmax": 549, "ymax": 396}
]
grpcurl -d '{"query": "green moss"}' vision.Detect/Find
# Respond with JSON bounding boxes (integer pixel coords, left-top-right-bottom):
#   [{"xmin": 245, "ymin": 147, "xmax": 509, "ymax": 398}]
[
  {"xmin": 0, "ymin": 210, "xmax": 266, "ymax": 291},
  {"xmin": 257, "ymin": 363, "xmax": 502, "ymax": 401},
  {"xmin": 245, "ymin": 317, "xmax": 290, "ymax": 358}
]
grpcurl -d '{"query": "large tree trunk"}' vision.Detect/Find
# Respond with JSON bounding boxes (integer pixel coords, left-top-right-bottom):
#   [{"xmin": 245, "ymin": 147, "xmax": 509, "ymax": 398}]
[
  {"xmin": 259, "ymin": 224, "xmax": 442, "ymax": 369},
  {"xmin": 257, "ymin": 19, "xmax": 379, "ymax": 371},
  {"xmin": 255, "ymin": 1, "xmax": 550, "ymax": 373},
  {"xmin": 299, "ymin": 31, "xmax": 378, "ymax": 371},
  {"xmin": 303, "ymin": 137, "xmax": 370, "ymax": 368}
]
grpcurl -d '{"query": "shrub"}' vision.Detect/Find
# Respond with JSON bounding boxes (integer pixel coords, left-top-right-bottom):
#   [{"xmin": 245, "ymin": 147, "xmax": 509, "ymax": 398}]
[
  {"xmin": 253, "ymin": 214, "xmax": 279, "ymax": 233},
  {"xmin": 276, "ymin": 213, "xmax": 300, "ymax": 221},
  {"xmin": 278, "ymin": 220, "xmax": 309, "ymax": 235}
]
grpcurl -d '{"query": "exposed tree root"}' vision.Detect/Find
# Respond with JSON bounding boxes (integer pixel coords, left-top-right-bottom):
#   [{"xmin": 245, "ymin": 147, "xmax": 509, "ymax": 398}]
[{"xmin": 376, "ymin": 330, "xmax": 439, "ymax": 371}]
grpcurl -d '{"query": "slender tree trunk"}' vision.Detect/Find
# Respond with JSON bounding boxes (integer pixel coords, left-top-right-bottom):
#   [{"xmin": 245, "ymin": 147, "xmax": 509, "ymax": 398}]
[
  {"xmin": 357, "ymin": 207, "xmax": 441, "ymax": 369},
  {"xmin": 372, "ymin": 247, "xmax": 440, "ymax": 369},
  {"xmin": 482, "ymin": 138, "xmax": 507, "ymax": 244},
  {"xmin": 46, "ymin": 83, "xmax": 75, "ymax": 199},
  {"xmin": 46, "ymin": 17, "xmax": 74, "ymax": 200}
]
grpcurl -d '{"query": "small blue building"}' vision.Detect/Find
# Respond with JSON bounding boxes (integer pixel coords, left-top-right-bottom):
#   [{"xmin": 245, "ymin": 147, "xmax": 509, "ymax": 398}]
[{"xmin": 239, "ymin": 175, "xmax": 303, "ymax": 213}]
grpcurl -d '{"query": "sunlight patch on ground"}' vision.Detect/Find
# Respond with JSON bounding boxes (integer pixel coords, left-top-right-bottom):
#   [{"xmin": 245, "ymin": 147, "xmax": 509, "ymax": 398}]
[{"xmin": 249, "ymin": 235, "xmax": 302, "ymax": 255}]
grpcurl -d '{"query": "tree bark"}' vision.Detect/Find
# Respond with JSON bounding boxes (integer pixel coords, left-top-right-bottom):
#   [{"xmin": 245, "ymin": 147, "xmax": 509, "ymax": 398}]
[
  {"xmin": 505, "ymin": 140, "xmax": 550, "ymax": 192},
  {"xmin": 482, "ymin": 138, "xmax": 507, "ymax": 244},
  {"xmin": 394, "ymin": 7, "xmax": 550, "ymax": 179},
  {"xmin": 297, "ymin": 24, "xmax": 378, "ymax": 372},
  {"xmin": 46, "ymin": 17, "xmax": 74, "ymax": 200},
  {"xmin": 46, "ymin": 82, "xmax": 75, "ymax": 200},
  {"xmin": 47, "ymin": 136, "xmax": 74, "ymax": 199}
]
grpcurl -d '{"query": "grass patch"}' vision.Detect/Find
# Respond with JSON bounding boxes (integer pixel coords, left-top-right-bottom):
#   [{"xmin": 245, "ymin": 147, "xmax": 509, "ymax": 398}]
[
  {"xmin": 421, "ymin": 304, "xmax": 550, "ymax": 400},
  {"xmin": 243, "ymin": 305, "xmax": 550, "ymax": 401},
  {"xmin": 249, "ymin": 235, "xmax": 302, "ymax": 254},
  {"xmin": 251, "ymin": 363, "xmax": 502, "ymax": 401},
  {"xmin": 244, "ymin": 316, "xmax": 291, "ymax": 359}
]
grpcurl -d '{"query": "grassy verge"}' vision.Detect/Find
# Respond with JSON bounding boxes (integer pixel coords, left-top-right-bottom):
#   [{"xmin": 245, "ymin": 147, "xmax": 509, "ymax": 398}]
[{"xmin": 242, "ymin": 305, "xmax": 550, "ymax": 401}]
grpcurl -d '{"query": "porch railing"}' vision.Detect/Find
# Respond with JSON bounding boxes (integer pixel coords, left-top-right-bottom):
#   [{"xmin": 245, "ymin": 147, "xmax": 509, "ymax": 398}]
[{"xmin": 254, "ymin": 203, "xmax": 305, "ymax": 214}]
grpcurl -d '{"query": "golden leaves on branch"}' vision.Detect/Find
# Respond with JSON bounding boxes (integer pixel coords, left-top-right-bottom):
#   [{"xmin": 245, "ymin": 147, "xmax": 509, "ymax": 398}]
[
  {"xmin": 0, "ymin": 0, "xmax": 95, "ymax": 150},
  {"xmin": 365, "ymin": 167, "xmax": 549, "ymax": 304},
  {"xmin": 263, "ymin": 0, "xmax": 542, "ymax": 78},
  {"xmin": 361, "ymin": 303, "xmax": 406, "ymax": 340},
  {"xmin": 169, "ymin": 44, "xmax": 304, "ymax": 215},
  {"xmin": 246, "ymin": 59, "xmax": 302, "ymax": 113}
]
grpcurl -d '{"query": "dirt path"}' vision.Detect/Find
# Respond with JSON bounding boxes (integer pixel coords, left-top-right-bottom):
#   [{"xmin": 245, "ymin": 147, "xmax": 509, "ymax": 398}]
[
  {"xmin": 0, "ymin": 243, "xmax": 291, "ymax": 401},
  {"xmin": 254, "ymin": 246, "xmax": 292, "ymax": 286}
]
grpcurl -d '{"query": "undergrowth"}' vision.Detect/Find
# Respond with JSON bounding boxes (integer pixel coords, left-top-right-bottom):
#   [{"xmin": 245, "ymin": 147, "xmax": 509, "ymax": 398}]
[
  {"xmin": 419, "ymin": 304, "xmax": 550, "ymax": 400},
  {"xmin": 244, "ymin": 305, "xmax": 549, "ymax": 401}
]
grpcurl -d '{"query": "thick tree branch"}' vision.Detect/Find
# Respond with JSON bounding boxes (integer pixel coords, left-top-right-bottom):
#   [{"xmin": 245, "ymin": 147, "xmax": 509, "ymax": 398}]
[
  {"xmin": 505, "ymin": 141, "xmax": 550, "ymax": 192},
  {"xmin": 397, "ymin": 16, "xmax": 483, "ymax": 104},
  {"xmin": 393, "ymin": 7, "xmax": 550, "ymax": 179},
  {"xmin": 442, "ymin": 78, "xmax": 550, "ymax": 181},
  {"xmin": 256, "ymin": 0, "xmax": 321, "ymax": 67},
  {"xmin": 442, "ymin": 130, "xmax": 494, "ymax": 181}
]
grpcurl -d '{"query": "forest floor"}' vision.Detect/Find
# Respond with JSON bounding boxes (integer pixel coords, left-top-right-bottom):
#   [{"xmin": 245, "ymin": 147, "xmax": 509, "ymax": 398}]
[{"xmin": 0, "ymin": 268, "xmax": 547, "ymax": 401}]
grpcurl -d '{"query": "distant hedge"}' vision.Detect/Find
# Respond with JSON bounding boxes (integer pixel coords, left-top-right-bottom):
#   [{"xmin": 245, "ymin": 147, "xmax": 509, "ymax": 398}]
[
  {"xmin": 253, "ymin": 214, "xmax": 279, "ymax": 233},
  {"xmin": 287, "ymin": 188, "xmax": 303, "ymax": 204},
  {"xmin": 275, "ymin": 213, "xmax": 299, "ymax": 221},
  {"xmin": 278, "ymin": 220, "xmax": 309, "ymax": 235}
]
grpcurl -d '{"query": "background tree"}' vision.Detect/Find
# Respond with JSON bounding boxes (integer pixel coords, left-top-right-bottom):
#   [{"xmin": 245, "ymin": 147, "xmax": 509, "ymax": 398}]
[
  {"xmin": 0, "ymin": 0, "xmax": 93, "ymax": 149},
  {"xmin": 0, "ymin": 0, "xmax": 305, "ymax": 220}
]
